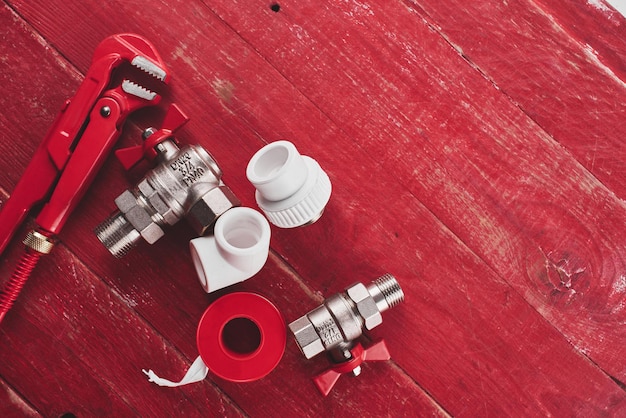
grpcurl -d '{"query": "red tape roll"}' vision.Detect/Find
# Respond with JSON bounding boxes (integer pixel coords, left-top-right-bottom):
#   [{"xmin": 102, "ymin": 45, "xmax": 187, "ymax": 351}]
[{"xmin": 196, "ymin": 292, "xmax": 286, "ymax": 382}]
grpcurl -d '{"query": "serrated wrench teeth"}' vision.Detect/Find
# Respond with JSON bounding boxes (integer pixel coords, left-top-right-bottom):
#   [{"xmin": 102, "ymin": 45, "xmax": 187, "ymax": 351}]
[
  {"xmin": 122, "ymin": 80, "xmax": 157, "ymax": 101},
  {"xmin": 131, "ymin": 55, "xmax": 167, "ymax": 81}
]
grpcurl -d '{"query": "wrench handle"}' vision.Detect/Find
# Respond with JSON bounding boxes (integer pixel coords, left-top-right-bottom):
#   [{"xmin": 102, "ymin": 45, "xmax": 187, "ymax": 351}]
[{"xmin": 0, "ymin": 147, "xmax": 59, "ymax": 255}]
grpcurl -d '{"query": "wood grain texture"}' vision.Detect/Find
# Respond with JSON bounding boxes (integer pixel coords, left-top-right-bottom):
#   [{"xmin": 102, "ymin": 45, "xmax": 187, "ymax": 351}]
[
  {"xmin": 1, "ymin": 0, "xmax": 625, "ymax": 416},
  {"xmin": 408, "ymin": 0, "xmax": 626, "ymax": 198}
]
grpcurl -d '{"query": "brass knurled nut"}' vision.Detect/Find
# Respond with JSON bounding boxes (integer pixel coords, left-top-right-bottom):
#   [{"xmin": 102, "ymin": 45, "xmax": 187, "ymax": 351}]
[{"xmin": 23, "ymin": 230, "xmax": 55, "ymax": 254}]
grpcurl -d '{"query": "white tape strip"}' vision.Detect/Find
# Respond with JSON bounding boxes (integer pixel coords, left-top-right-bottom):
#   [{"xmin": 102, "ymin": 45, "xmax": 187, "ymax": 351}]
[{"xmin": 142, "ymin": 355, "xmax": 208, "ymax": 387}]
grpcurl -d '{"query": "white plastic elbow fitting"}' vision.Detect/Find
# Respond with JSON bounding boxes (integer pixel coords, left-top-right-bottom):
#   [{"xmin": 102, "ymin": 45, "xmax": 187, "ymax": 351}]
[
  {"xmin": 189, "ymin": 207, "xmax": 271, "ymax": 293},
  {"xmin": 246, "ymin": 140, "xmax": 332, "ymax": 228}
]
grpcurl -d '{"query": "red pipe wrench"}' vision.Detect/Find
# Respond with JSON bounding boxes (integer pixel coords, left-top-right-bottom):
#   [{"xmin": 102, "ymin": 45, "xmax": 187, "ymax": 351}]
[{"xmin": 0, "ymin": 34, "xmax": 170, "ymax": 322}]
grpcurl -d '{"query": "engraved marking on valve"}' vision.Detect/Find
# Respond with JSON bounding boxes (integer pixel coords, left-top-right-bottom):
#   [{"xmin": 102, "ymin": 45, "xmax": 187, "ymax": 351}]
[
  {"xmin": 170, "ymin": 152, "xmax": 205, "ymax": 186},
  {"xmin": 317, "ymin": 318, "xmax": 342, "ymax": 347}
]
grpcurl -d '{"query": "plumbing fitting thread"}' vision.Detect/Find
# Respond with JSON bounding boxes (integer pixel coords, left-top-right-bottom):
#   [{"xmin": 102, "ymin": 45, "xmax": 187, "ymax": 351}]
[
  {"xmin": 95, "ymin": 140, "xmax": 240, "ymax": 257},
  {"xmin": 95, "ymin": 212, "xmax": 141, "ymax": 258},
  {"xmin": 369, "ymin": 274, "xmax": 405, "ymax": 311},
  {"xmin": 288, "ymin": 274, "xmax": 404, "ymax": 359},
  {"xmin": 189, "ymin": 207, "xmax": 271, "ymax": 293},
  {"xmin": 246, "ymin": 140, "xmax": 331, "ymax": 228}
]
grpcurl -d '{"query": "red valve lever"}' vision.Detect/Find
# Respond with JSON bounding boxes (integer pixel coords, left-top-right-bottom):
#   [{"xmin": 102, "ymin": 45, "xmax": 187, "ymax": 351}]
[
  {"xmin": 313, "ymin": 340, "xmax": 391, "ymax": 396},
  {"xmin": 115, "ymin": 103, "xmax": 189, "ymax": 171},
  {"xmin": 0, "ymin": 33, "xmax": 170, "ymax": 324}
]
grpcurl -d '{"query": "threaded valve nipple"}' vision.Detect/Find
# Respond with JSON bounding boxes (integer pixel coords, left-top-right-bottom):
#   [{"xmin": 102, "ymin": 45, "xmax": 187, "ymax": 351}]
[
  {"xmin": 374, "ymin": 274, "xmax": 405, "ymax": 308},
  {"xmin": 94, "ymin": 212, "xmax": 141, "ymax": 258}
]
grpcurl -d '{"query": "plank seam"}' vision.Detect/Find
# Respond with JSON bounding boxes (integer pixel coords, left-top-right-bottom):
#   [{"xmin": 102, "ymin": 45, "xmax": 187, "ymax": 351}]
[
  {"xmin": 573, "ymin": 341, "xmax": 626, "ymax": 392},
  {"xmin": 0, "ymin": 375, "xmax": 42, "ymax": 417},
  {"xmin": 3, "ymin": 1, "xmax": 83, "ymax": 81}
]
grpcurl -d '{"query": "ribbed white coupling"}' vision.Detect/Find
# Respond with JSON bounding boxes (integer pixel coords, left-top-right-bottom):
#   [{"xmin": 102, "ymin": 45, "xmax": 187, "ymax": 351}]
[
  {"xmin": 246, "ymin": 141, "xmax": 331, "ymax": 228},
  {"xmin": 189, "ymin": 207, "xmax": 271, "ymax": 293}
]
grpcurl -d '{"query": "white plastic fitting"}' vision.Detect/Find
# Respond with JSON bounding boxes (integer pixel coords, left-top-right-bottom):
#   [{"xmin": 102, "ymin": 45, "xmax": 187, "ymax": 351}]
[
  {"xmin": 189, "ymin": 207, "xmax": 271, "ymax": 293},
  {"xmin": 246, "ymin": 140, "xmax": 332, "ymax": 228}
]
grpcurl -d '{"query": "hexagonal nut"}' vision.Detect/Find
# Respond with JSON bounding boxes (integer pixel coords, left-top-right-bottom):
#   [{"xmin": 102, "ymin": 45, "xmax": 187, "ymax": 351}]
[
  {"xmin": 114, "ymin": 190, "xmax": 139, "ymax": 212},
  {"xmin": 115, "ymin": 190, "xmax": 164, "ymax": 244},
  {"xmin": 137, "ymin": 178, "xmax": 155, "ymax": 198},
  {"xmin": 288, "ymin": 315, "xmax": 325, "ymax": 359},
  {"xmin": 124, "ymin": 205, "xmax": 165, "ymax": 244},
  {"xmin": 186, "ymin": 185, "xmax": 241, "ymax": 235},
  {"xmin": 148, "ymin": 193, "xmax": 178, "ymax": 225},
  {"xmin": 346, "ymin": 282, "xmax": 382, "ymax": 330},
  {"xmin": 137, "ymin": 178, "xmax": 180, "ymax": 225},
  {"xmin": 138, "ymin": 179, "xmax": 178, "ymax": 225}
]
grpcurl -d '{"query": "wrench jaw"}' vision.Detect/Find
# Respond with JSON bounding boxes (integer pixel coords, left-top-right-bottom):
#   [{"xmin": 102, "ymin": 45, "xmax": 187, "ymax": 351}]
[
  {"xmin": 122, "ymin": 79, "xmax": 159, "ymax": 102},
  {"xmin": 99, "ymin": 33, "xmax": 170, "ymax": 119},
  {"xmin": 93, "ymin": 33, "xmax": 170, "ymax": 84},
  {"xmin": 45, "ymin": 34, "xmax": 171, "ymax": 168},
  {"xmin": 131, "ymin": 55, "xmax": 168, "ymax": 83}
]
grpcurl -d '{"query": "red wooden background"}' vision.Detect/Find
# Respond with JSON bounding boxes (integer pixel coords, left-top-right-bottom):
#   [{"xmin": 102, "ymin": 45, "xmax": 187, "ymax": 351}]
[{"xmin": 1, "ymin": 0, "xmax": 626, "ymax": 416}]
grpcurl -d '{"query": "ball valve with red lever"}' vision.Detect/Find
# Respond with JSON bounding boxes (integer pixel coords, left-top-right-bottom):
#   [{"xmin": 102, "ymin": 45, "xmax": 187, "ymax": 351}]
[
  {"xmin": 95, "ymin": 104, "xmax": 241, "ymax": 257},
  {"xmin": 288, "ymin": 274, "xmax": 405, "ymax": 396}
]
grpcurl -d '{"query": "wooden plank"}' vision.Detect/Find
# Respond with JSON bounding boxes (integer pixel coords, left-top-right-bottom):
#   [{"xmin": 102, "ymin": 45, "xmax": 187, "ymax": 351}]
[
  {"xmin": 537, "ymin": 0, "xmax": 626, "ymax": 77},
  {"xmin": 2, "ymin": 0, "xmax": 626, "ymax": 416},
  {"xmin": 0, "ymin": 11, "xmax": 81, "ymax": 193},
  {"xmin": 405, "ymin": 0, "xmax": 626, "ymax": 199}
]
